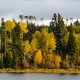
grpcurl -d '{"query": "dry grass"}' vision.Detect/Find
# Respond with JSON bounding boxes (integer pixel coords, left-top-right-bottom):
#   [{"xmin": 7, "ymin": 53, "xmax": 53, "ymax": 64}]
[{"xmin": 0, "ymin": 68, "xmax": 80, "ymax": 74}]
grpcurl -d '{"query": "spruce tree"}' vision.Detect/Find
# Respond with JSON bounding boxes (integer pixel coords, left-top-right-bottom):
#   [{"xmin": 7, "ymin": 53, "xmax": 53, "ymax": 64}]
[
  {"xmin": 50, "ymin": 13, "xmax": 67, "ymax": 59},
  {"xmin": 67, "ymin": 30, "xmax": 78, "ymax": 65}
]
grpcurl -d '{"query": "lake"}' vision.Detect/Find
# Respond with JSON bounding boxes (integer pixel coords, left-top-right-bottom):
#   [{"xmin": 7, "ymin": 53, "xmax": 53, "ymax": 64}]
[{"xmin": 0, "ymin": 73, "xmax": 80, "ymax": 80}]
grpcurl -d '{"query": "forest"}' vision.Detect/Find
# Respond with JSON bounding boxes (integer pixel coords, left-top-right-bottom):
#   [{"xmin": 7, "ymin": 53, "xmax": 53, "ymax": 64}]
[{"xmin": 0, "ymin": 13, "xmax": 80, "ymax": 69}]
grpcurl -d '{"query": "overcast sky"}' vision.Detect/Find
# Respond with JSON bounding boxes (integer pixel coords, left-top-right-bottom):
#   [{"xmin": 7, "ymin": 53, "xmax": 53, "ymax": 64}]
[{"xmin": 0, "ymin": 0, "xmax": 80, "ymax": 21}]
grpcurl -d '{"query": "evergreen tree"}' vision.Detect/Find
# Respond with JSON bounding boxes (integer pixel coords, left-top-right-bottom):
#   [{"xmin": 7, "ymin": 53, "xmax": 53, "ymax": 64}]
[
  {"xmin": 67, "ymin": 31, "xmax": 78, "ymax": 65},
  {"xmin": 50, "ymin": 13, "xmax": 67, "ymax": 59},
  {"xmin": 11, "ymin": 23, "xmax": 24, "ymax": 69},
  {"xmin": 74, "ymin": 19, "xmax": 80, "ymax": 26}
]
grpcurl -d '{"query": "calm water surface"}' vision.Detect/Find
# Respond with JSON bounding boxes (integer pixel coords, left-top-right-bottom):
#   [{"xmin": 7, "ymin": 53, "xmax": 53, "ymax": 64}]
[{"xmin": 0, "ymin": 73, "xmax": 80, "ymax": 80}]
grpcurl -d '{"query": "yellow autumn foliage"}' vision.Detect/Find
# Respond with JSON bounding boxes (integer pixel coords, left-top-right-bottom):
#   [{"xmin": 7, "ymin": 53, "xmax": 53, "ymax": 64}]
[
  {"xmin": 49, "ymin": 53, "xmax": 54, "ymax": 62},
  {"xmin": 30, "ymin": 38, "xmax": 38, "ymax": 53},
  {"xmin": 49, "ymin": 33, "xmax": 56, "ymax": 50},
  {"xmin": 73, "ymin": 33, "xmax": 80, "ymax": 44},
  {"xmin": 34, "ymin": 50, "xmax": 43, "ymax": 64},
  {"xmin": 19, "ymin": 21, "xmax": 28, "ymax": 33},
  {"xmin": 48, "ymin": 53, "xmax": 61, "ymax": 68},
  {"xmin": 23, "ymin": 40, "xmax": 31, "ymax": 54},
  {"xmin": 5, "ymin": 20, "xmax": 15, "ymax": 32},
  {"xmin": 32, "ymin": 28, "xmax": 56, "ymax": 53},
  {"xmin": 54, "ymin": 55, "xmax": 61, "ymax": 68}
]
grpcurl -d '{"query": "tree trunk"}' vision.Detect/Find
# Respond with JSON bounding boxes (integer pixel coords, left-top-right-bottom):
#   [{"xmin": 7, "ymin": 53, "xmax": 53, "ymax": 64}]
[{"xmin": 5, "ymin": 32, "xmax": 6, "ymax": 57}]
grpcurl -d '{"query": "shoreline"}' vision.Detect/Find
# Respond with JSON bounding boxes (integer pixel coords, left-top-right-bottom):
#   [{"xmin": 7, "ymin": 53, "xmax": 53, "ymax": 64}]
[{"xmin": 0, "ymin": 68, "xmax": 80, "ymax": 74}]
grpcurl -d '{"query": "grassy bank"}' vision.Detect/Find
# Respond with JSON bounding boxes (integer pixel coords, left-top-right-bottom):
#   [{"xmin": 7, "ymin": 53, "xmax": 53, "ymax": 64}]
[{"xmin": 0, "ymin": 68, "xmax": 80, "ymax": 74}]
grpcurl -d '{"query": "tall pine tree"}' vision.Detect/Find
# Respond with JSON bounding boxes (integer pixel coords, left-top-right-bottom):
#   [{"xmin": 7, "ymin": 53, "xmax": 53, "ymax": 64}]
[{"xmin": 50, "ymin": 13, "xmax": 67, "ymax": 59}]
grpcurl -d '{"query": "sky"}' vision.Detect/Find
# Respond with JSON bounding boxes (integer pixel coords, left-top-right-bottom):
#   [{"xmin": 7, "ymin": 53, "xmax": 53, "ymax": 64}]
[{"xmin": 0, "ymin": 0, "xmax": 80, "ymax": 25}]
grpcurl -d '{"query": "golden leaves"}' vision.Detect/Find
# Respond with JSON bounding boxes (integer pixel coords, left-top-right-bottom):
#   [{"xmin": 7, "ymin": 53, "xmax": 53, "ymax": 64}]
[
  {"xmin": 5, "ymin": 20, "xmax": 15, "ymax": 32},
  {"xmin": 49, "ymin": 33, "xmax": 56, "ymax": 50},
  {"xmin": 34, "ymin": 50, "xmax": 43, "ymax": 64},
  {"xmin": 48, "ymin": 53, "xmax": 61, "ymax": 68},
  {"xmin": 32, "ymin": 28, "xmax": 56, "ymax": 53},
  {"xmin": 54, "ymin": 55, "xmax": 61, "ymax": 68},
  {"xmin": 19, "ymin": 21, "xmax": 28, "ymax": 33},
  {"xmin": 23, "ymin": 40, "xmax": 31, "ymax": 54},
  {"xmin": 4, "ymin": 20, "xmax": 28, "ymax": 33}
]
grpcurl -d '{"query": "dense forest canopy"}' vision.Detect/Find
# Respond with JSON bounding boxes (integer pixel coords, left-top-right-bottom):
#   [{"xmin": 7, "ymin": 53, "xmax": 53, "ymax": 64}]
[{"xmin": 0, "ymin": 13, "xmax": 80, "ymax": 69}]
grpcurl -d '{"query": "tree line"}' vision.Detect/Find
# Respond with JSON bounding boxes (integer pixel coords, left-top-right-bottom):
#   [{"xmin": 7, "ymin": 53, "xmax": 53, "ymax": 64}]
[{"xmin": 0, "ymin": 13, "xmax": 80, "ymax": 69}]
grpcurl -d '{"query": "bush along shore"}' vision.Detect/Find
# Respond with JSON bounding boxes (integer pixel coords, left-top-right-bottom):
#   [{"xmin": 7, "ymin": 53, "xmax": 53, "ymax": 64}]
[
  {"xmin": 0, "ymin": 68, "xmax": 80, "ymax": 74},
  {"xmin": 0, "ymin": 13, "xmax": 80, "ymax": 70}
]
